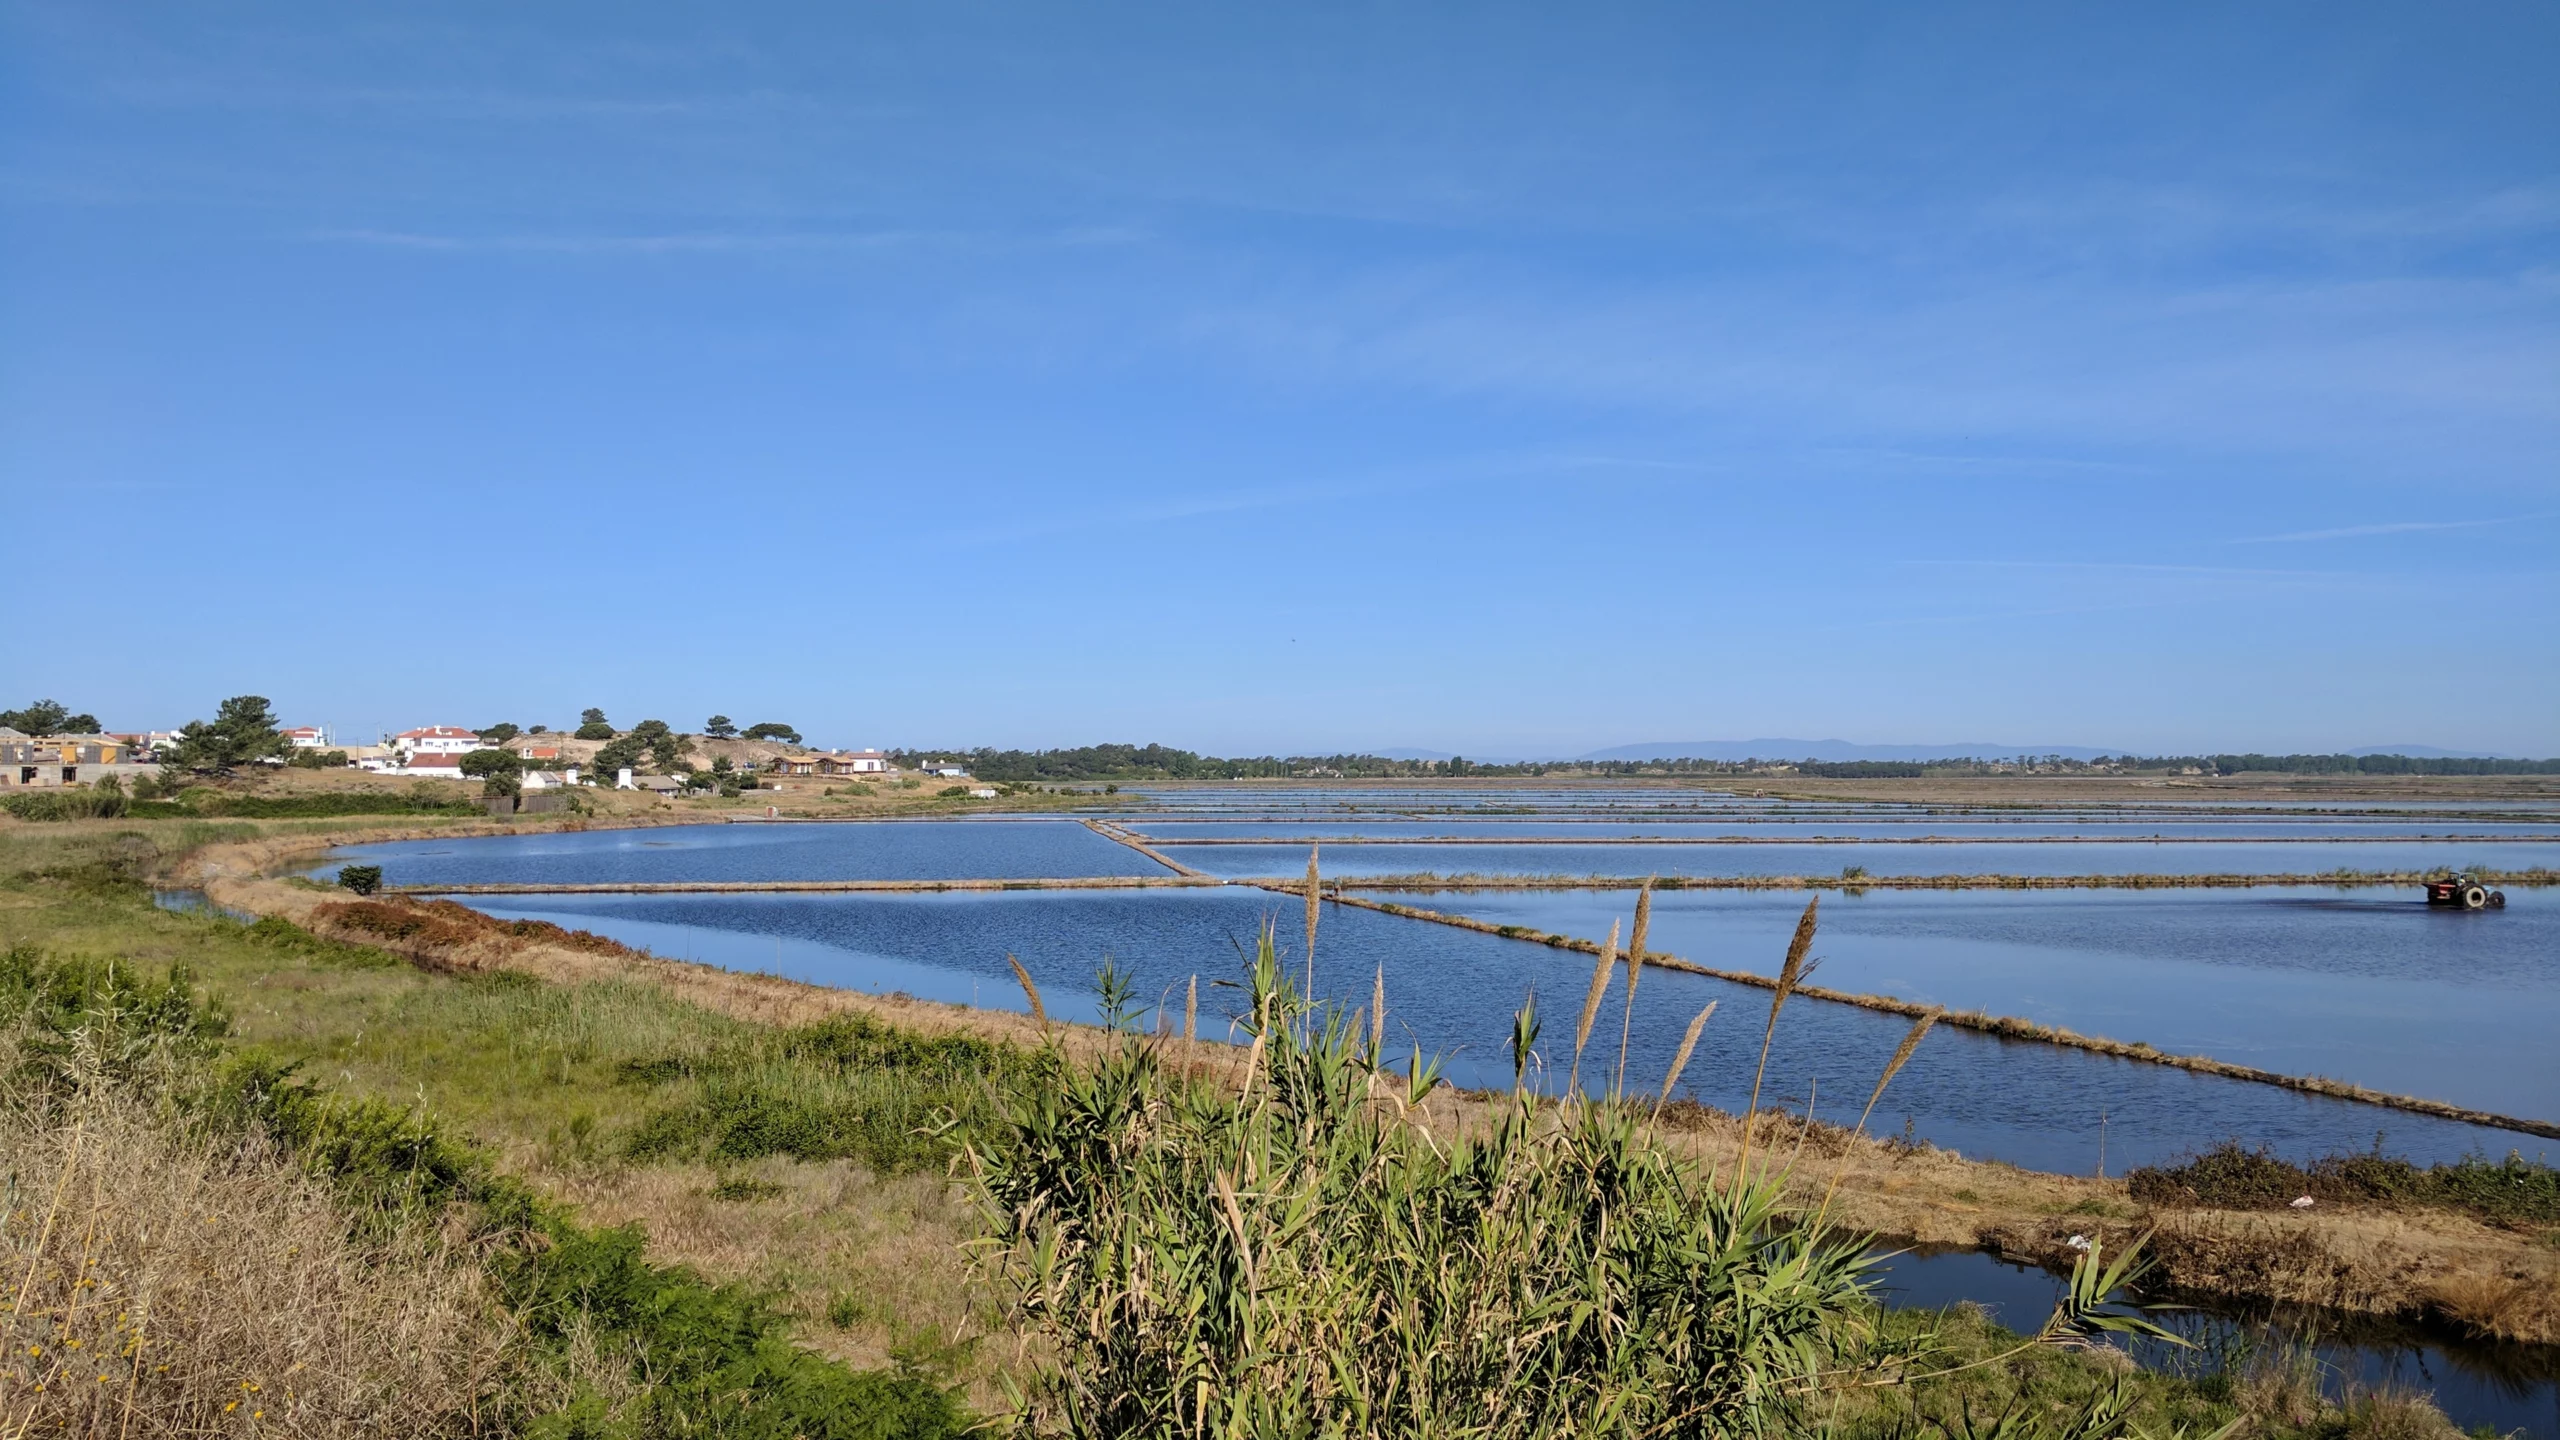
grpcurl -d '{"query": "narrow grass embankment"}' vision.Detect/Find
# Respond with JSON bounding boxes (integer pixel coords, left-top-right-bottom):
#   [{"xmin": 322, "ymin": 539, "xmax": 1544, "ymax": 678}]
[
  {"xmin": 1299, "ymin": 867, "xmax": 2559, "ymax": 891},
  {"xmin": 1283, "ymin": 887, "xmax": 2560, "ymax": 1145},
  {"xmin": 1079, "ymin": 817, "xmax": 1206, "ymax": 875},
  {"xmin": 156, "ymin": 826, "xmax": 2560, "ymax": 1347}
]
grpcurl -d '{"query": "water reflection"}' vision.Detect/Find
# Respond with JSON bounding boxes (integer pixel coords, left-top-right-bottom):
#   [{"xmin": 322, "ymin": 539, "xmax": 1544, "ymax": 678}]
[{"xmin": 1871, "ymin": 1248, "xmax": 2560, "ymax": 1440}]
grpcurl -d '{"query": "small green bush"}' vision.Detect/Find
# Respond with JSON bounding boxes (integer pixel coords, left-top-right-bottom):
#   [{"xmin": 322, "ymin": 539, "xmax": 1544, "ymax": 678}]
[{"xmin": 336, "ymin": 863, "xmax": 384, "ymax": 895}]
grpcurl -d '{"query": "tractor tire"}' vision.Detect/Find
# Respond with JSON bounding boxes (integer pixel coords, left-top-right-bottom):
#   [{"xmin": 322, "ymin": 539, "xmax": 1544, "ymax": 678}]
[
  {"xmin": 2490, "ymin": 890, "xmax": 2507, "ymax": 908},
  {"xmin": 2460, "ymin": 884, "xmax": 2488, "ymax": 909}
]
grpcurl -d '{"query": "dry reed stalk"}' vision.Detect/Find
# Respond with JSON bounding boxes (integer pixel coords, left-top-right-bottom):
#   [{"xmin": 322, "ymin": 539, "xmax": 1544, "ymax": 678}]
[
  {"xmin": 1656, "ymin": 1002, "xmax": 1717, "ymax": 1107},
  {"xmin": 1614, "ymin": 882, "xmax": 1652, "ymax": 1097},
  {"xmin": 1816, "ymin": 1008, "xmax": 1940, "ymax": 1221},
  {"xmin": 1566, "ymin": 920, "xmax": 1620, "ymax": 1097},
  {"xmin": 1737, "ymin": 896, "xmax": 1819, "ymax": 1177},
  {"xmin": 1303, "ymin": 846, "xmax": 1321, "ymax": 995},
  {"xmin": 1185, "ymin": 974, "xmax": 1198, "ymax": 1042},
  {"xmin": 1369, "ymin": 964, "xmax": 1386, "ymax": 1058},
  {"xmin": 1006, "ymin": 953, "xmax": 1048, "ymax": 1026}
]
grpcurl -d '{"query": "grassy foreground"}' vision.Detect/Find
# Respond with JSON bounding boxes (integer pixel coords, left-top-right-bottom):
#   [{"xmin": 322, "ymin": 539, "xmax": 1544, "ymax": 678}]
[{"xmin": 0, "ymin": 818, "xmax": 2508, "ymax": 1437}]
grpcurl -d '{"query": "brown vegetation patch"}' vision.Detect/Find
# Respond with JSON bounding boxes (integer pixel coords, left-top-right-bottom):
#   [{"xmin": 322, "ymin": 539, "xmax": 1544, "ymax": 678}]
[{"xmin": 0, "ymin": 1087, "xmax": 508, "ymax": 1437}]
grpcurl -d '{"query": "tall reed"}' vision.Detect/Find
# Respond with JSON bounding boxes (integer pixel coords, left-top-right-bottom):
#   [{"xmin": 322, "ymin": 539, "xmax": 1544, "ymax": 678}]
[
  {"xmin": 1612, "ymin": 879, "xmax": 1653, "ymax": 1096},
  {"xmin": 1566, "ymin": 919, "xmax": 1618, "ymax": 1097},
  {"xmin": 1007, "ymin": 953, "xmax": 1048, "ymax": 1026},
  {"xmin": 1303, "ymin": 845, "xmax": 1321, "ymax": 993},
  {"xmin": 1737, "ymin": 896, "xmax": 1819, "ymax": 1177}
]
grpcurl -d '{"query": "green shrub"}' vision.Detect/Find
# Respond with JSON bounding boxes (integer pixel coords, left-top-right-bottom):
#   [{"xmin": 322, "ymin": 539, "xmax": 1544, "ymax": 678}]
[
  {"xmin": 970, "ymin": 934, "xmax": 1883, "ymax": 1438},
  {"xmin": 2128, "ymin": 1141, "xmax": 2560, "ymax": 1228},
  {"xmin": 2, "ymin": 785, "xmax": 129, "ymax": 821},
  {"xmin": 126, "ymin": 791, "xmax": 480, "ymax": 819},
  {"xmin": 336, "ymin": 863, "xmax": 384, "ymax": 895}
]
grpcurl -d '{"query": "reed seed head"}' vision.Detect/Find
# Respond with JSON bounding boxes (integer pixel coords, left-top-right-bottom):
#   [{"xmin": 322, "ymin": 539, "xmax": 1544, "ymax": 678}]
[
  {"xmin": 1370, "ymin": 964, "xmax": 1386, "ymax": 1057},
  {"xmin": 1775, "ymin": 895, "xmax": 1819, "ymax": 1004},
  {"xmin": 1629, "ymin": 879, "xmax": 1654, "ymax": 961},
  {"xmin": 1659, "ymin": 1001, "xmax": 1717, "ymax": 1103},
  {"xmin": 1573, "ymin": 920, "xmax": 1620, "ymax": 1059},
  {"xmin": 1869, "ymin": 1008, "xmax": 1939, "ymax": 1107},
  {"xmin": 1006, "ymin": 953, "xmax": 1047, "ymax": 1025}
]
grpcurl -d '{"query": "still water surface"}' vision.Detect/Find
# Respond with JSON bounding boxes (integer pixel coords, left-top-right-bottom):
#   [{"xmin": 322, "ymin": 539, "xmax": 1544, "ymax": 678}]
[
  {"xmin": 317, "ymin": 820, "xmax": 1168, "ymax": 886},
  {"xmin": 1163, "ymin": 839, "xmax": 2556, "ymax": 879},
  {"xmin": 1390, "ymin": 886, "xmax": 2560, "ymax": 1119},
  {"xmin": 1874, "ymin": 1249, "xmax": 2560, "ymax": 1440},
  {"xmin": 461, "ymin": 888, "xmax": 2544, "ymax": 1173}
]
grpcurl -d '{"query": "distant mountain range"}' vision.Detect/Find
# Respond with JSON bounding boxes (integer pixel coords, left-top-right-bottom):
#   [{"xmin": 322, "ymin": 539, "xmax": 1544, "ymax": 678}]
[{"xmin": 1371, "ymin": 740, "xmax": 2521, "ymax": 763}]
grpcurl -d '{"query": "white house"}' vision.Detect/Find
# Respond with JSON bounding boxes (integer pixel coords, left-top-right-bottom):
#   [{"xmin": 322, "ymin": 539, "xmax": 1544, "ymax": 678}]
[
  {"xmin": 521, "ymin": 769, "xmax": 570, "ymax": 790},
  {"xmin": 403, "ymin": 752, "xmax": 468, "ymax": 780},
  {"xmin": 922, "ymin": 763, "xmax": 970, "ymax": 779},
  {"xmin": 840, "ymin": 749, "xmax": 888, "ymax": 774},
  {"xmin": 393, "ymin": 726, "xmax": 482, "ymax": 757},
  {"xmin": 282, "ymin": 726, "xmax": 330, "ymax": 749}
]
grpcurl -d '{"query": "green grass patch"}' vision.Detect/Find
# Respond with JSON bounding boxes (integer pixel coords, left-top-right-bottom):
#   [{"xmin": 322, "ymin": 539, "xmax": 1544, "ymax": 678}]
[{"xmin": 620, "ymin": 1012, "xmax": 1058, "ymax": 1173}]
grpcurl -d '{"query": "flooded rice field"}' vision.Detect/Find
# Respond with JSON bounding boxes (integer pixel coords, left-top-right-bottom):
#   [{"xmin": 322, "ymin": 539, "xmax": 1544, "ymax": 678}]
[
  {"xmin": 320, "ymin": 800, "xmax": 2554, "ymax": 1168},
  {"xmin": 316, "ymin": 818, "xmax": 1164, "ymax": 886},
  {"xmin": 1371, "ymin": 886, "xmax": 2560, "ymax": 1119},
  {"xmin": 459, "ymin": 885, "xmax": 2543, "ymax": 1174},
  {"xmin": 318, "ymin": 794, "xmax": 2560, "ymax": 1426},
  {"xmin": 1158, "ymin": 838, "xmax": 2556, "ymax": 879}
]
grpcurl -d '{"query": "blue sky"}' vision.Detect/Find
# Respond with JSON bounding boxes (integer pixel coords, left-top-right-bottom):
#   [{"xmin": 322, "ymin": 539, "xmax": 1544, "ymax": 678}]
[{"xmin": 4, "ymin": 3, "xmax": 2554, "ymax": 756}]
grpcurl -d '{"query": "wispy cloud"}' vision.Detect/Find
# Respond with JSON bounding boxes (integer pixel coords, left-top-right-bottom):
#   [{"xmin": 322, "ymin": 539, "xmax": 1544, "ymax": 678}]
[
  {"xmin": 305, "ymin": 225, "xmax": 1148, "ymax": 255},
  {"xmin": 307, "ymin": 227, "xmax": 937, "ymax": 254},
  {"xmin": 2221, "ymin": 511, "xmax": 2560, "ymax": 544},
  {"xmin": 1901, "ymin": 559, "xmax": 2348, "ymax": 579}
]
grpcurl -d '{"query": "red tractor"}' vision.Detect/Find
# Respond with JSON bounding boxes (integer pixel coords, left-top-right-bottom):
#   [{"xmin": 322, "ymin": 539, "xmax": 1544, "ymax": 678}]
[{"xmin": 2423, "ymin": 874, "xmax": 2506, "ymax": 909}]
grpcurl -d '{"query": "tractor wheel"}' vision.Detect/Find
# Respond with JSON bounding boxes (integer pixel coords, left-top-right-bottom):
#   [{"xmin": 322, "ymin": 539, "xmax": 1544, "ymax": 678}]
[
  {"xmin": 2460, "ymin": 884, "xmax": 2488, "ymax": 909},
  {"xmin": 2490, "ymin": 890, "xmax": 2507, "ymax": 908}
]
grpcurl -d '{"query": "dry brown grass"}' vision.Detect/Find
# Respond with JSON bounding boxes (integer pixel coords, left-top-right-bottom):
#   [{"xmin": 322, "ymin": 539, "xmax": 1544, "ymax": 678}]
[{"xmin": 0, "ymin": 1069, "xmax": 510, "ymax": 1437}]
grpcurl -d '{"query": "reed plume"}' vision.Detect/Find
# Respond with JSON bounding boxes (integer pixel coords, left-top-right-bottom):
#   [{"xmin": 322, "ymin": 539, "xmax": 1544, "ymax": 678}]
[
  {"xmin": 1185, "ymin": 974, "xmax": 1198, "ymax": 1042},
  {"xmin": 1304, "ymin": 845, "xmax": 1322, "ymax": 995},
  {"xmin": 1815, "ymin": 1007, "xmax": 1940, "ymax": 1223},
  {"xmin": 1737, "ymin": 896, "xmax": 1818, "ymax": 1176},
  {"xmin": 1614, "ymin": 881, "xmax": 1652, "ymax": 1097},
  {"xmin": 1370, "ymin": 963, "xmax": 1386, "ymax": 1059},
  {"xmin": 1007, "ymin": 953, "xmax": 1048, "ymax": 1026},
  {"xmin": 1567, "ymin": 919, "xmax": 1619, "ymax": 1097},
  {"xmin": 1656, "ymin": 1001, "xmax": 1717, "ymax": 1108}
]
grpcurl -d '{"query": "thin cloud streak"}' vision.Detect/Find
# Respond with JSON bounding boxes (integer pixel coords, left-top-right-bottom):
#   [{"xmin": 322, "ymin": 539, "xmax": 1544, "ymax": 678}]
[
  {"xmin": 305, "ymin": 226, "xmax": 1150, "ymax": 255},
  {"xmin": 1901, "ymin": 559, "xmax": 2351, "ymax": 579},
  {"xmin": 2222, "ymin": 512, "xmax": 2560, "ymax": 544},
  {"xmin": 307, "ymin": 227, "xmax": 942, "ymax": 254}
]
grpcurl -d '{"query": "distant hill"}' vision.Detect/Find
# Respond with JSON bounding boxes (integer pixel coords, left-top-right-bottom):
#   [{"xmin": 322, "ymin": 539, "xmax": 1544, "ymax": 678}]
[{"xmin": 1574, "ymin": 739, "xmax": 2120, "ymax": 763}]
